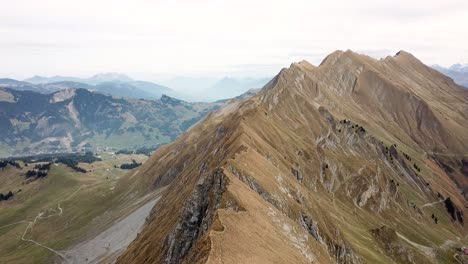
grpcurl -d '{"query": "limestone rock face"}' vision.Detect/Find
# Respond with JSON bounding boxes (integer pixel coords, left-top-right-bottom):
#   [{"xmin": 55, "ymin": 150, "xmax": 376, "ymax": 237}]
[{"xmin": 117, "ymin": 50, "xmax": 468, "ymax": 264}]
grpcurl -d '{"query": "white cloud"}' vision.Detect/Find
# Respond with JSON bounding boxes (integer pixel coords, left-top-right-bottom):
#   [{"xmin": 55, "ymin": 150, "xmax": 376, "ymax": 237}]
[{"xmin": 1, "ymin": 0, "xmax": 467, "ymax": 81}]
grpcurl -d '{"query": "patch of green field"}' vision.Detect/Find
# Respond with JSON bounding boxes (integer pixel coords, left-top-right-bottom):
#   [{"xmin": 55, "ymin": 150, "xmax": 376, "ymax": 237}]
[{"xmin": 0, "ymin": 153, "xmax": 151, "ymax": 263}]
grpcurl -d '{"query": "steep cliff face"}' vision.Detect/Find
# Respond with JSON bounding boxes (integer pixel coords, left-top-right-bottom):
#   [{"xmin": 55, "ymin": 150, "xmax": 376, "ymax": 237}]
[{"xmin": 117, "ymin": 51, "xmax": 468, "ymax": 264}]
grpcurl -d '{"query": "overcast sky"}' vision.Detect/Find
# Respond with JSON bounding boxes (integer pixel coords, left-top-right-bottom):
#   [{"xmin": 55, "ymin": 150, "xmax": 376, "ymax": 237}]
[{"xmin": 1, "ymin": 0, "xmax": 467, "ymax": 81}]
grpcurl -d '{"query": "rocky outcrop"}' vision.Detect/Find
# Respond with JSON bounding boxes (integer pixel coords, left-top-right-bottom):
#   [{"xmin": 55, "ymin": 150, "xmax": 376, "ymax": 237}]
[
  {"xmin": 300, "ymin": 213, "xmax": 360, "ymax": 264},
  {"xmin": 228, "ymin": 166, "xmax": 279, "ymax": 209},
  {"xmin": 164, "ymin": 169, "xmax": 227, "ymax": 264},
  {"xmin": 291, "ymin": 167, "xmax": 304, "ymax": 183}
]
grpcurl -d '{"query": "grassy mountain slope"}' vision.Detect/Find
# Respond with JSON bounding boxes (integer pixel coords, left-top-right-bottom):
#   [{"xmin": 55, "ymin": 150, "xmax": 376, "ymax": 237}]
[{"xmin": 0, "ymin": 153, "xmax": 154, "ymax": 263}]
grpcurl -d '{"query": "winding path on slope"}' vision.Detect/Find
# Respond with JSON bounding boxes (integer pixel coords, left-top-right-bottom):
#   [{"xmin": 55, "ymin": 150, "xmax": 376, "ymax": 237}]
[
  {"xmin": 453, "ymin": 253, "xmax": 463, "ymax": 264},
  {"xmin": 421, "ymin": 200, "xmax": 444, "ymax": 208},
  {"xmin": 414, "ymin": 150, "xmax": 468, "ymax": 264},
  {"xmin": 21, "ymin": 215, "xmax": 68, "ymax": 261},
  {"xmin": 19, "ymin": 186, "xmax": 85, "ymax": 262},
  {"xmin": 0, "ymin": 185, "xmax": 86, "ymax": 263},
  {"xmin": 397, "ymin": 232, "xmax": 435, "ymax": 258},
  {"xmin": 2, "ymin": 181, "xmax": 160, "ymax": 264}
]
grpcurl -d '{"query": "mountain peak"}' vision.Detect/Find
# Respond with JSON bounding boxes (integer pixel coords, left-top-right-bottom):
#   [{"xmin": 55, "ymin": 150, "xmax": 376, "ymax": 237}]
[
  {"xmin": 392, "ymin": 50, "xmax": 426, "ymax": 65},
  {"xmin": 291, "ymin": 59, "xmax": 316, "ymax": 70},
  {"xmin": 318, "ymin": 49, "xmax": 376, "ymax": 68},
  {"xmin": 319, "ymin": 50, "xmax": 345, "ymax": 66},
  {"xmin": 394, "ymin": 50, "xmax": 417, "ymax": 59}
]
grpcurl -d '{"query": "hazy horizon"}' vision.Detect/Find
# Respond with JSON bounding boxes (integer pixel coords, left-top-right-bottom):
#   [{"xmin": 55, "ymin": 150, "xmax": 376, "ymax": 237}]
[{"xmin": 2, "ymin": 0, "xmax": 468, "ymax": 83}]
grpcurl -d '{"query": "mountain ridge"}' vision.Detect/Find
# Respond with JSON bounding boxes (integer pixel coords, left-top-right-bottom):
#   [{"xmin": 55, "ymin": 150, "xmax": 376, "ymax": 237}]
[{"xmin": 116, "ymin": 50, "xmax": 467, "ymax": 264}]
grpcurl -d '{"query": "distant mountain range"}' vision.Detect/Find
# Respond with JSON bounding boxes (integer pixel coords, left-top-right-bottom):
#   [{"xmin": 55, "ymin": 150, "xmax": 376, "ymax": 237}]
[
  {"xmin": 161, "ymin": 76, "xmax": 270, "ymax": 101},
  {"xmin": 1, "ymin": 73, "xmax": 270, "ymax": 102},
  {"xmin": 0, "ymin": 87, "xmax": 220, "ymax": 157},
  {"xmin": 204, "ymin": 77, "xmax": 270, "ymax": 101},
  {"xmin": 432, "ymin": 64, "xmax": 468, "ymax": 88},
  {"xmin": 25, "ymin": 73, "xmax": 134, "ymax": 85},
  {"xmin": 0, "ymin": 73, "xmax": 175, "ymax": 100}
]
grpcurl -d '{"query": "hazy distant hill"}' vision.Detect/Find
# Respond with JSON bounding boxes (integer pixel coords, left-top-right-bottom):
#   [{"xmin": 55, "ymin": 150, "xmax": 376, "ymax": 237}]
[
  {"xmin": 3, "ymin": 76, "xmax": 175, "ymax": 100},
  {"xmin": 204, "ymin": 77, "xmax": 270, "ymax": 100},
  {"xmin": 24, "ymin": 73, "xmax": 175, "ymax": 99},
  {"xmin": 0, "ymin": 87, "xmax": 219, "ymax": 156},
  {"xmin": 0, "ymin": 78, "xmax": 56, "ymax": 93},
  {"xmin": 93, "ymin": 81, "xmax": 174, "ymax": 99},
  {"xmin": 161, "ymin": 77, "xmax": 219, "ymax": 93},
  {"xmin": 24, "ymin": 75, "xmax": 84, "ymax": 84},
  {"xmin": 23, "ymin": 74, "xmax": 270, "ymax": 102},
  {"xmin": 25, "ymin": 73, "xmax": 133, "ymax": 85},
  {"xmin": 163, "ymin": 76, "xmax": 270, "ymax": 101},
  {"xmin": 432, "ymin": 64, "xmax": 468, "ymax": 87}
]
